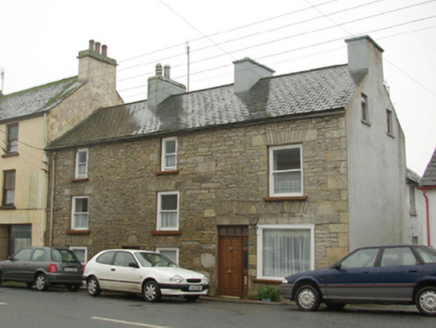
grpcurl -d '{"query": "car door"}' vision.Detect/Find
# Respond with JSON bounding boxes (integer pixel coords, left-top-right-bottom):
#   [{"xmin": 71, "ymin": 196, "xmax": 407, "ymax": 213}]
[
  {"xmin": 322, "ymin": 247, "xmax": 380, "ymax": 301},
  {"xmin": 373, "ymin": 247, "xmax": 422, "ymax": 301},
  {"xmin": 2, "ymin": 248, "xmax": 33, "ymax": 281},
  {"xmin": 93, "ymin": 251, "xmax": 116, "ymax": 290},
  {"xmin": 109, "ymin": 252, "xmax": 142, "ymax": 293},
  {"xmin": 24, "ymin": 248, "xmax": 47, "ymax": 282}
]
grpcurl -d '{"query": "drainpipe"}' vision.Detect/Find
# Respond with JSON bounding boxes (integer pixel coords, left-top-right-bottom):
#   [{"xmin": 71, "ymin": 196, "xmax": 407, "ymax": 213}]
[
  {"xmin": 421, "ymin": 188, "xmax": 431, "ymax": 246},
  {"xmin": 49, "ymin": 151, "xmax": 56, "ymax": 247},
  {"xmin": 41, "ymin": 113, "xmax": 48, "ymax": 246}
]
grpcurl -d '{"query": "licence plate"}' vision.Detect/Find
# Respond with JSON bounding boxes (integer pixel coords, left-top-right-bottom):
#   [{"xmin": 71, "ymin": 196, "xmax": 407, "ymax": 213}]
[
  {"xmin": 64, "ymin": 267, "xmax": 78, "ymax": 272},
  {"xmin": 188, "ymin": 286, "xmax": 202, "ymax": 291}
]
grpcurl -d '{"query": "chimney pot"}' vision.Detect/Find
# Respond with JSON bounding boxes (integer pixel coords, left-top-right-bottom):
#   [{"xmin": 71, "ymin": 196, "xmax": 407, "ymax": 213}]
[
  {"xmin": 95, "ymin": 42, "xmax": 101, "ymax": 54},
  {"xmin": 164, "ymin": 65, "xmax": 170, "ymax": 79},
  {"xmin": 89, "ymin": 40, "xmax": 95, "ymax": 52},
  {"xmin": 102, "ymin": 45, "xmax": 108, "ymax": 57},
  {"xmin": 156, "ymin": 63, "xmax": 163, "ymax": 76}
]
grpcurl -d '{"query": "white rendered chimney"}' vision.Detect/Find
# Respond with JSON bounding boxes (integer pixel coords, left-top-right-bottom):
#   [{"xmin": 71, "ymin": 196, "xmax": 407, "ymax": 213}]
[{"xmin": 233, "ymin": 58, "xmax": 274, "ymax": 93}]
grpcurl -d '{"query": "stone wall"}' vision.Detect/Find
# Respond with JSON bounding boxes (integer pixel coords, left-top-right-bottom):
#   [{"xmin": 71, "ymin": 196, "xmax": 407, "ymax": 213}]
[{"xmin": 48, "ymin": 111, "xmax": 349, "ymax": 291}]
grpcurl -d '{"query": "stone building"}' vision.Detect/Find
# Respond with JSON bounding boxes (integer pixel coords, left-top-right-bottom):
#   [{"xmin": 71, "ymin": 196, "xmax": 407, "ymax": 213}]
[
  {"xmin": 0, "ymin": 40, "xmax": 122, "ymax": 259},
  {"xmin": 46, "ymin": 35, "xmax": 408, "ymax": 298}
]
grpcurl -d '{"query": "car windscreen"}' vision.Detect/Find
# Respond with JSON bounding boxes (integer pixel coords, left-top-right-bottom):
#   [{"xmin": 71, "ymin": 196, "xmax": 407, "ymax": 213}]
[
  {"xmin": 51, "ymin": 249, "xmax": 79, "ymax": 263},
  {"xmin": 135, "ymin": 252, "xmax": 178, "ymax": 268},
  {"xmin": 416, "ymin": 247, "xmax": 436, "ymax": 264}
]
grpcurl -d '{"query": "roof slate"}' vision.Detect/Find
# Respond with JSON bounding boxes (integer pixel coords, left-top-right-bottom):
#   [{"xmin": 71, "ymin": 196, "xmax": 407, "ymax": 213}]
[
  {"xmin": 48, "ymin": 64, "xmax": 360, "ymax": 149},
  {"xmin": 0, "ymin": 77, "xmax": 85, "ymax": 122},
  {"xmin": 420, "ymin": 148, "xmax": 436, "ymax": 187}
]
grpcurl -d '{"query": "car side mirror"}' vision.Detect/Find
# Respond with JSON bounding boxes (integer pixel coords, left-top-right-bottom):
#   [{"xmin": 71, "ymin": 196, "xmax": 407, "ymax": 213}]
[
  {"xmin": 129, "ymin": 262, "xmax": 139, "ymax": 268},
  {"xmin": 7, "ymin": 256, "xmax": 14, "ymax": 261},
  {"xmin": 330, "ymin": 262, "xmax": 341, "ymax": 270}
]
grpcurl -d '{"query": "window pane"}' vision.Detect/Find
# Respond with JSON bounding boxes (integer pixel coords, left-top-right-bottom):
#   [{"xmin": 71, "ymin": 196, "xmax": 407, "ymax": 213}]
[
  {"xmin": 263, "ymin": 229, "xmax": 311, "ymax": 277},
  {"xmin": 381, "ymin": 247, "xmax": 416, "ymax": 266},
  {"xmin": 416, "ymin": 247, "xmax": 436, "ymax": 264},
  {"xmin": 274, "ymin": 171, "xmax": 301, "ymax": 193},
  {"xmin": 341, "ymin": 248, "xmax": 378, "ymax": 269},
  {"xmin": 75, "ymin": 198, "xmax": 88, "ymax": 212},
  {"xmin": 274, "ymin": 148, "xmax": 300, "ymax": 170},
  {"xmin": 165, "ymin": 140, "xmax": 176, "ymax": 153},
  {"xmin": 74, "ymin": 214, "xmax": 88, "ymax": 228},
  {"xmin": 78, "ymin": 151, "xmax": 87, "ymax": 163},
  {"xmin": 161, "ymin": 194, "xmax": 177, "ymax": 210},
  {"xmin": 165, "ymin": 154, "xmax": 176, "ymax": 167},
  {"xmin": 4, "ymin": 171, "xmax": 15, "ymax": 189},
  {"xmin": 161, "ymin": 212, "xmax": 177, "ymax": 228}
]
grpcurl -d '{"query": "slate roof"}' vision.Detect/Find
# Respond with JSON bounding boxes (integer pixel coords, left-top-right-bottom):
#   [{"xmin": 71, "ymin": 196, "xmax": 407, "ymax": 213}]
[
  {"xmin": 420, "ymin": 148, "xmax": 436, "ymax": 187},
  {"xmin": 0, "ymin": 77, "xmax": 85, "ymax": 122},
  {"xmin": 47, "ymin": 64, "xmax": 361, "ymax": 149}
]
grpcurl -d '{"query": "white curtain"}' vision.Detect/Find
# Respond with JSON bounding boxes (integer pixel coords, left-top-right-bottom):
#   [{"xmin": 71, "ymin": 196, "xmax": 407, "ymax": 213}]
[
  {"xmin": 74, "ymin": 213, "xmax": 89, "ymax": 229},
  {"xmin": 263, "ymin": 229, "xmax": 311, "ymax": 277},
  {"xmin": 161, "ymin": 212, "xmax": 177, "ymax": 229},
  {"xmin": 274, "ymin": 171, "xmax": 301, "ymax": 194}
]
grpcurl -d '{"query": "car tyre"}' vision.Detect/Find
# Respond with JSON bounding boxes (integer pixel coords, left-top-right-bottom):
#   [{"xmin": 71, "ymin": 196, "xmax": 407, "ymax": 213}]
[
  {"xmin": 184, "ymin": 295, "xmax": 199, "ymax": 302},
  {"xmin": 295, "ymin": 285, "xmax": 321, "ymax": 311},
  {"xmin": 35, "ymin": 273, "xmax": 48, "ymax": 291},
  {"xmin": 415, "ymin": 287, "xmax": 436, "ymax": 316},
  {"xmin": 143, "ymin": 281, "xmax": 161, "ymax": 302},
  {"xmin": 87, "ymin": 276, "xmax": 101, "ymax": 296}
]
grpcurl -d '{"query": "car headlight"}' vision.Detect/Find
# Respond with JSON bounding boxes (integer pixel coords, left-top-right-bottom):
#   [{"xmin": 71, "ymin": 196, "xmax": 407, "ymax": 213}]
[
  {"xmin": 282, "ymin": 279, "xmax": 288, "ymax": 284},
  {"xmin": 202, "ymin": 277, "xmax": 209, "ymax": 284},
  {"xmin": 170, "ymin": 275, "xmax": 184, "ymax": 283}
]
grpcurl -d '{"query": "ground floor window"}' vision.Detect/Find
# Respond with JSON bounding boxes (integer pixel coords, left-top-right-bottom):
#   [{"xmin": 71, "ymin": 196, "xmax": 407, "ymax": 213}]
[
  {"xmin": 156, "ymin": 247, "xmax": 179, "ymax": 264},
  {"xmin": 10, "ymin": 225, "xmax": 31, "ymax": 255},
  {"xmin": 257, "ymin": 224, "xmax": 314, "ymax": 280},
  {"xmin": 70, "ymin": 246, "xmax": 88, "ymax": 264}
]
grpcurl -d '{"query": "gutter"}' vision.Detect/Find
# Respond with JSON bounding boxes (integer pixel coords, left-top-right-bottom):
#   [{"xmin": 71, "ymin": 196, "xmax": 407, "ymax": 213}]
[{"xmin": 49, "ymin": 151, "xmax": 56, "ymax": 246}]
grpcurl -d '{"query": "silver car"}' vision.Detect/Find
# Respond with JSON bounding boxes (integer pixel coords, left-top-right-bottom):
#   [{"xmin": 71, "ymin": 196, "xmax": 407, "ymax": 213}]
[{"xmin": 0, "ymin": 247, "xmax": 83, "ymax": 291}]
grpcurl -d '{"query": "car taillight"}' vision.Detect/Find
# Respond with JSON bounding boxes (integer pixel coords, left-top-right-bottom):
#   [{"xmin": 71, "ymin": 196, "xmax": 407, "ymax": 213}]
[
  {"xmin": 82, "ymin": 264, "xmax": 86, "ymax": 274},
  {"xmin": 48, "ymin": 264, "xmax": 57, "ymax": 273}
]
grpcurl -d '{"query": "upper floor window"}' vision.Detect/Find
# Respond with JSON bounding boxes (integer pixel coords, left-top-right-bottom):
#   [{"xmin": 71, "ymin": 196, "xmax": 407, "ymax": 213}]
[
  {"xmin": 361, "ymin": 93, "xmax": 369, "ymax": 124},
  {"xmin": 386, "ymin": 109, "xmax": 394, "ymax": 136},
  {"xmin": 2, "ymin": 170, "xmax": 16, "ymax": 206},
  {"xmin": 71, "ymin": 196, "xmax": 89, "ymax": 230},
  {"xmin": 269, "ymin": 145, "xmax": 303, "ymax": 197},
  {"xmin": 157, "ymin": 191, "xmax": 179, "ymax": 231},
  {"xmin": 75, "ymin": 148, "xmax": 89, "ymax": 179},
  {"xmin": 161, "ymin": 137, "xmax": 177, "ymax": 171},
  {"xmin": 6, "ymin": 123, "xmax": 19, "ymax": 153}
]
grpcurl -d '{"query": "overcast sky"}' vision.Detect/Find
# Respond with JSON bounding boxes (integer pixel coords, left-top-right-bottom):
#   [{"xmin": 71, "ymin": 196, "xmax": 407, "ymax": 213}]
[{"xmin": 1, "ymin": 0, "xmax": 435, "ymax": 175}]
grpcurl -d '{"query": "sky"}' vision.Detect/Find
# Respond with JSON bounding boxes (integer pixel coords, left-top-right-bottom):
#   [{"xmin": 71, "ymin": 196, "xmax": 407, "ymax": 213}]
[{"xmin": 0, "ymin": 0, "xmax": 435, "ymax": 176}]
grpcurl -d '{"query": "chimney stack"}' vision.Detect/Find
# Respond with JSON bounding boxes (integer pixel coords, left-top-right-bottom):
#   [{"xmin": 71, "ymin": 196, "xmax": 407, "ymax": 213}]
[
  {"xmin": 148, "ymin": 63, "xmax": 186, "ymax": 109},
  {"xmin": 78, "ymin": 39, "xmax": 117, "ymax": 81},
  {"xmin": 345, "ymin": 35, "xmax": 384, "ymax": 84},
  {"xmin": 233, "ymin": 58, "xmax": 274, "ymax": 93}
]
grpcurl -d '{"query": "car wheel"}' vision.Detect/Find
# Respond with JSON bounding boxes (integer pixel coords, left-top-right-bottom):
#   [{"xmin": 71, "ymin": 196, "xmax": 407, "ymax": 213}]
[
  {"xmin": 295, "ymin": 285, "xmax": 321, "ymax": 311},
  {"xmin": 87, "ymin": 276, "xmax": 101, "ymax": 296},
  {"xmin": 143, "ymin": 281, "xmax": 161, "ymax": 302},
  {"xmin": 67, "ymin": 284, "xmax": 81, "ymax": 292},
  {"xmin": 325, "ymin": 301, "xmax": 346, "ymax": 311},
  {"xmin": 184, "ymin": 295, "xmax": 199, "ymax": 302},
  {"xmin": 35, "ymin": 273, "xmax": 48, "ymax": 291},
  {"xmin": 415, "ymin": 287, "xmax": 436, "ymax": 316}
]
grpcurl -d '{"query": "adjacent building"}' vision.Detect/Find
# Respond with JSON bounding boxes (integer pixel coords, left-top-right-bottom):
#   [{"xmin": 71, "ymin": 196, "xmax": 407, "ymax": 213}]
[
  {"xmin": 0, "ymin": 40, "xmax": 122, "ymax": 259},
  {"xmin": 45, "ymin": 35, "xmax": 408, "ymax": 298},
  {"xmin": 419, "ymin": 148, "xmax": 436, "ymax": 247}
]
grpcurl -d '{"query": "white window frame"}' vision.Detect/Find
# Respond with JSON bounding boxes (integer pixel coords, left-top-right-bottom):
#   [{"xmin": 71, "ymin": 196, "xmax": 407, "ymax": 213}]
[
  {"xmin": 71, "ymin": 196, "xmax": 89, "ymax": 230},
  {"xmin": 161, "ymin": 137, "xmax": 178, "ymax": 171},
  {"xmin": 156, "ymin": 247, "xmax": 179, "ymax": 265},
  {"xmin": 70, "ymin": 246, "xmax": 88, "ymax": 264},
  {"xmin": 157, "ymin": 191, "xmax": 180, "ymax": 231},
  {"xmin": 269, "ymin": 144, "xmax": 303, "ymax": 197},
  {"xmin": 257, "ymin": 224, "xmax": 315, "ymax": 280},
  {"xmin": 75, "ymin": 148, "xmax": 89, "ymax": 179}
]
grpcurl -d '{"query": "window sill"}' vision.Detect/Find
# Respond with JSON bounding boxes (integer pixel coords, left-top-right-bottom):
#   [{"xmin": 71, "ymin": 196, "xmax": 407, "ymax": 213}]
[
  {"xmin": 156, "ymin": 170, "xmax": 179, "ymax": 176},
  {"xmin": 361, "ymin": 119, "xmax": 371, "ymax": 127},
  {"xmin": 66, "ymin": 230, "xmax": 91, "ymax": 235},
  {"xmin": 0, "ymin": 205, "xmax": 16, "ymax": 210},
  {"xmin": 71, "ymin": 178, "xmax": 89, "ymax": 183},
  {"xmin": 151, "ymin": 230, "xmax": 182, "ymax": 236},
  {"xmin": 1, "ymin": 152, "xmax": 19, "ymax": 158},
  {"xmin": 263, "ymin": 196, "xmax": 308, "ymax": 202},
  {"xmin": 252, "ymin": 278, "xmax": 282, "ymax": 284}
]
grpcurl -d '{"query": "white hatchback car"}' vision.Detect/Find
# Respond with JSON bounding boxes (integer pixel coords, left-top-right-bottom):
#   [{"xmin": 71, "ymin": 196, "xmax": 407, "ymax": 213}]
[{"xmin": 83, "ymin": 249, "xmax": 209, "ymax": 302}]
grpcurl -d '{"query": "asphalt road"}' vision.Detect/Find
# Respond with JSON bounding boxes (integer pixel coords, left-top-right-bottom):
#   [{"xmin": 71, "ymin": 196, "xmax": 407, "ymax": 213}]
[{"xmin": 0, "ymin": 285, "xmax": 435, "ymax": 328}]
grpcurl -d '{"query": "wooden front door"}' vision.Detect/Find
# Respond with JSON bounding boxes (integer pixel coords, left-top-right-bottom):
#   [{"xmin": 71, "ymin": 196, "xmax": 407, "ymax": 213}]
[{"xmin": 218, "ymin": 226, "xmax": 248, "ymax": 298}]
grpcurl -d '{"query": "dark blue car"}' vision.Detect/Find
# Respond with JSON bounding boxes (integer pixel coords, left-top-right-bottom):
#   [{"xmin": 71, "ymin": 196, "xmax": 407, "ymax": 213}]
[{"xmin": 279, "ymin": 245, "xmax": 436, "ymax": 316}]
